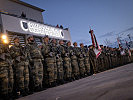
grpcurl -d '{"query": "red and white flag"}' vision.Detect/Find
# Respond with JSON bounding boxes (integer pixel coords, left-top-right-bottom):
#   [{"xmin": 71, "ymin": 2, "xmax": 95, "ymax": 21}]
[
  {"xmin": 117, "ymin": 38, "xmax": 122, "ymax": 50},
  {"xmin": 89, "ymin": 29, "xmax": 102, "ymax": 58}
]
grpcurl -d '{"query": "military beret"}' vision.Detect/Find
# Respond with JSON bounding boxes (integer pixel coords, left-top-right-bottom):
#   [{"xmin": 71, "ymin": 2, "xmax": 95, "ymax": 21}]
[
  {"xmin": 73, "ymin": 42, "xmax": 77, "ymax": 45},
  {"xmin": 88, "ymin": 45, "xmax": 93, "ymax": 48},
  {"xmin": 12, "ymin": 35, "xmax": 19, "ymax": 41},
  {"xmin": 27, "ymin": 35, "xmax": 33, "ymax": 40},
  {"xmin": 43, "ymin": 35, "xmax": 49, "ymax": 39}
]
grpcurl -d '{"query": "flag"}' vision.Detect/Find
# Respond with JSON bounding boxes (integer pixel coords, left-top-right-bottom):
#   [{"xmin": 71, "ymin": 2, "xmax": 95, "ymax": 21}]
[
  {"xmin": 89, "ymin": 29, "xmax": 102, "ymax": 58},
  {"xmin": 117, "ymin": 38, "xmax": 122, "ymax": 50},
  {"xmin": 126, "ymin": 41, "xmax": 131, "ymax": 56}
]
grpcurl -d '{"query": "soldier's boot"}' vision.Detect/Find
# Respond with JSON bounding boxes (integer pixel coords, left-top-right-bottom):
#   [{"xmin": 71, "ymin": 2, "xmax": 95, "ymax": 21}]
[
  {"xmin": 34, "ymin": 86, "xmax": 41, "ymax": 92},
  {"xmin": 84, "ymin": 73, "xmax": 88, "ymax": 77},
  {"xmin": 57, "ymin": 79, "xmax": 64, "ymax": 85},
  {"xmin": 80, "ymin": 74, "xmax": 84, "ymax": 78},
  {"xmin": 15, "ymin": 91, "xmax": 22, "ymax": 99},
  {"xmin": 51, "ymin": 81, "xmax": 57, "ymax": 87},
  {"xmin": 24, "ymin": 88, "xmax": 29, "ymax": 95},
  {"xmin": 65, "ymin": 77, "xmax": 69, "ymax": 83},
  {"xmin": 1, "ymin": 94, "xmax": 10, "ymax": 100},
  {"xmin": 21, "ymin": 89, "xmax": 27, "ymax": 97},
  {"xmin": 68, "ymin": 77, "xmax": 73, "ymax": 82},
  {"xmin": 8, "ymin": 92, "xmax": 14, "ymax": 100},
  {"xmin": 72, "ymin": 77, "xmax": 76, "ymax": 81},
  {"xmin": 75, "ymin": 75, "xmax": 79, "ymax": 80},
  {"xmin": 87, "ymin": 72, "xmax": 91, "ymax": 76},
  {"xmin": 61, "ymin": 79, "xmax": 65, "ymax": 84},
  {"xmin": 45, "ymin": 83, "xmax": 51, "ymax": 88}
]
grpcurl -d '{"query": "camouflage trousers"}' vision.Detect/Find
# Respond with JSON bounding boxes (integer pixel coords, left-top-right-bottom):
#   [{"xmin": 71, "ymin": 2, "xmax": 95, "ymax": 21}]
[
  {"xmin": 54, "ymin": 57, "xmax": 57, "ymax": 82},
  {"xmin": 29, "ymin": 59, "xmax": 43, "ymax": 87},
  {"xmin": 84, "ymin": 57, "xmax": 90, "ymax": 74},
  {"xmin": 0, "ymin": 61, "xmax": 13, "ymax": 95},
  {"xmin": 78, "ymin": 57, "xmax": 86, "ymax": 76},
  {"xmin": 90, "ymin": 59, "xmax": 97, "ymax": 74},
  {"xmin": 56, "ymin": 57, "xmax": 64, "ymax": 80},
  {"xmin": 13, "ymin": 61, "xmax": 29, "ymax": 91},
  {"xmin": 43, "ymin": 57, "xmax": 55, "ymax": 84},
  {"xmin": 111, "ymin": 57, "xmax": 115, "ymax": 68},
  {"xmin": 131, "ymin": 55, "xmax": 133, "ymax": 62},
  {"xmin": 97, "ymin": 57, "xmax": 105, "ymax": 72},
  {"xmin": 107, "ymin": 56, "xmax": 112, "ymax": 69},
  {"xmin": 63, "ymin": 57, "xmax": 72, "ymax": 80},
  {"xmin": 71, "ymin": 56, "xmax": 79, "ymax": 78},
  {"xmin": 103, "ymin": 56, "xmax": 109, "ymax": 70}
]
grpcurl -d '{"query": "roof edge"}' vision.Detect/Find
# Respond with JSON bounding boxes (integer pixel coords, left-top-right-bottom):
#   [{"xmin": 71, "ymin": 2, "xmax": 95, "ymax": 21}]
[{"xmin": 10, "ymin": 0, "xmax": 45, "ymax": 12}]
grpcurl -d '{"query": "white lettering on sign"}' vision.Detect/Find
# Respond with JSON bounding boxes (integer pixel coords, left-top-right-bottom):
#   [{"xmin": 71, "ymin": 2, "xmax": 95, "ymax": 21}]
[{"xmin": 20, "ymin": 20, "xmax": 64, "ymax": 38}]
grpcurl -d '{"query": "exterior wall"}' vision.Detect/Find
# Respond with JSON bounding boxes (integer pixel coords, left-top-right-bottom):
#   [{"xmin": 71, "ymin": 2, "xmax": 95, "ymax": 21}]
[
  {"xmin": 0, "ymin": 13, "xmax": 72, "ymax": 43},
  {"xmin": 0, "ymin": 0, "xmax": 44, "ymax": 22},
  {"xmin": 0, "ymin": 14, "xmax": 3, "ymax": 33}
]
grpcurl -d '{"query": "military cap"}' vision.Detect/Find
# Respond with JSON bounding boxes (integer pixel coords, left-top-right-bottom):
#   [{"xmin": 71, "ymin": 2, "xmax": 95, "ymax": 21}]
[
  {"xmin": 80, "ymin": 43, "xmax": 83, "ymax": 46},
  {"xmin": 67, "ymin": 41, "xmax": 71, "ymax": 44}
]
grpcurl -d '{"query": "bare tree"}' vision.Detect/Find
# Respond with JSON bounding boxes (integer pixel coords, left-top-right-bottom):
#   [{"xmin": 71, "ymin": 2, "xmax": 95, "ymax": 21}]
[{"xmin": 104, "ymin": 38, "xmax": 112, "ymax": 46}]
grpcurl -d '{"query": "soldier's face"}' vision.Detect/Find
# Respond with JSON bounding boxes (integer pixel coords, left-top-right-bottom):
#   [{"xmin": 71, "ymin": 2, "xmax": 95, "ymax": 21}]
[
  {"xmin": 80, "ymin": 44, "xmax": 84, "ymax": 48},
  {"xmin": 30, "ymin": 36, "xmax": 34, "ymax": 41},
  {"xmin": 47, "ymin": 37, "xmax": 49, "ymax": 42},
  {"xmin": 67, "ymin": 42, "xmax": 71, "ymax": 46},
  {"xmin": 101, "ymin": 46, "xmax": 104, "ymax": 49},
  {"xmin": 52, "ymin": 39, "xmax": 56, "ymax": 44},
  {"xmin": 73, "ymin": 43, "xmax": 77, "ymax": 47},
  {"xmin": 44, "ymin": 37, "xmax": 49, "ymax": 43},
  {"xmin": 89, "ymin": 46, "xmax": 93, "ymax": 49},
  {"xmin": 59, "ymin": 41, "xmax": 64, "ymax": 45},
  {"xmin": 14, "ymin": 38, "xmax": 19, "ymax": 43}
]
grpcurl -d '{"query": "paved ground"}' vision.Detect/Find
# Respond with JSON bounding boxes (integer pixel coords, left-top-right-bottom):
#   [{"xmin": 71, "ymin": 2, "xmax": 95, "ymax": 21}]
[{"xmin": 18, "ymin": 63, "xmax": 133, "ymax": 100}]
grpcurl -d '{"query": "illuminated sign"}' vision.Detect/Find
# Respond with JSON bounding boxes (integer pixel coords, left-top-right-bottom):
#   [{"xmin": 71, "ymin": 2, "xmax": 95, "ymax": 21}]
[{"xmin": 20, "ymin": 20, "xmax": 64, "ymax": 38}]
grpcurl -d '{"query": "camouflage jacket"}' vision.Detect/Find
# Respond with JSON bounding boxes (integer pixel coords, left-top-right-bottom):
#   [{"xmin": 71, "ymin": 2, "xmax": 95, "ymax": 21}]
[
  {"xmin": 57, "ymin": 45, "xmax": 65, "ymax": 57},
  {"xmin": 10, "ymin": 43, "xmax": 26, "ymax": 62},
  {"xmin": 0, "ymin": 44, "xmax": 12, "ymax": 65},
  {"xmin": 25, "ymin": 42, "xmax": 43, "ymax": 60}
]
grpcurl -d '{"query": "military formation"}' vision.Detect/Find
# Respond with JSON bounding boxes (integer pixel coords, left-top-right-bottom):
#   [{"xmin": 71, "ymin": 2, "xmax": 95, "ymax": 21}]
[{"xmin": 0, "ymin": 35, "xmax": 133, "ymax": 100}]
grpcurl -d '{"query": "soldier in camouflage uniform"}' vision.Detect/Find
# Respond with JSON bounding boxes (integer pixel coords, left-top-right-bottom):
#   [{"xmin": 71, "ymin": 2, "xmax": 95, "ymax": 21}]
[
  {"xmin": 106, "ymin": 47, "xmax": 112, "ymax": 69},
  {"xmin": 50, "ymin": 39, "xmax": 58, "ymax": 86},
  {"xmin": 58, "ymin": 40, "xmax": 72, "ymax": 82},
  {"xmin": 56, "ymin": 40, "xmax": 64, "ymax": 84},
  {"xmin": 103, "ymin": 46, "xmax": 109, "ymax": 70},
  {"xmin": 88, "ymin": 45, "xmax": 97, "ymax": 74},
  {"xmin": 84, "ymin": 46, "xmax": 91, "ymax": 76},
  {"xmin": 0, "ymin": 44, "xmax": 13, "ymax": 99},
  {"xmin": 41, "ymin": 36, "xmax": 55, "ymax": 87},
  {"xmin": 110, "ymin": 48, "xmax": 115, "ymax": 68},
  {"xmin": 66, "ymin": 41, "xmax": 79, "ymax": 80},
  {"xmin": 80, "ymin": 44, "xmax": 90, "ymax": 76},
  {"xmin": 72, "ymin": 42, "xmax": 80, "ymax": 79},
  {"xmin": 97, "ymin": 45, "xmax": 104, "ymax": 72},
  {"xmin": 10, "ymin": 36, "xmax": 29, "ymax": 97},
  {"xmin": 78, "ymin": 43, "xmax": 86, "ymax": 78},
  {"xmin": 25, "ymin": 35, "xmax": 43, "ymax": 92}
]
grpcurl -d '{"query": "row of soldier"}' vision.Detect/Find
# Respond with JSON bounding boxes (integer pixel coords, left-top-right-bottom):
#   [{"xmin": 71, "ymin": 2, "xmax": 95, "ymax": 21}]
[{"xmin": 0, "ymin": 35, "xmax": 133, "ymax": 99}]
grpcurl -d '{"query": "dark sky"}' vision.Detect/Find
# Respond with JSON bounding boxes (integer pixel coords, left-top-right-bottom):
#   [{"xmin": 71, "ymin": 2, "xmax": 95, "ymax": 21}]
[{"xmin": 22, "ymin": 0, "xmax": 133, "ymax": 46}]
